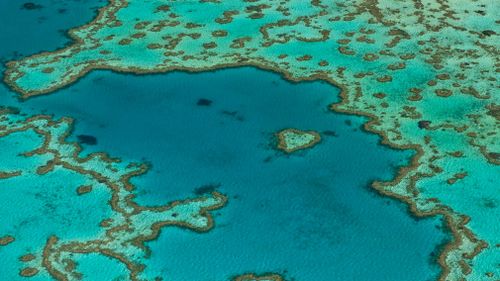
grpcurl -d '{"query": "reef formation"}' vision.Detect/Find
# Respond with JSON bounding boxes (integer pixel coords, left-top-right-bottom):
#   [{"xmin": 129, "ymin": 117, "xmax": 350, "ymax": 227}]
[
  {"xmin": 233, "ymin": 273, "xmax": 283, "ymax": 281},
  {"xmin": 276, "ymin": 128, "xmax": 321, "ymax": 153},
  {"xmin": 2, "ymin": 0, "xmax": 499, "ymax": 280},
  {"xmin": 0, "ymin": 107, "xmax": 227, "ymax": 280}
]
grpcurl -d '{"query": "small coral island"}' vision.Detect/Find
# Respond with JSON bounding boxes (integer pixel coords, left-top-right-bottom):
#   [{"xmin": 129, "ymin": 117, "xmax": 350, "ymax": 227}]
[
  {"xmin": 276, "ymin": 128, "xmax": 321, "ymax": 153},
  {"xmin": 233, "ymin": 273, "xmax": 283, "ymax": 281}
]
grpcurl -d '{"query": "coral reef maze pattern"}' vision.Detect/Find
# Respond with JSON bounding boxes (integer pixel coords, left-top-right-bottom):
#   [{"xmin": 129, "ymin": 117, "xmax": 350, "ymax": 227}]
[{"xmin": 2, "ymin": 0, "xmax": 499, "ymax": 280}]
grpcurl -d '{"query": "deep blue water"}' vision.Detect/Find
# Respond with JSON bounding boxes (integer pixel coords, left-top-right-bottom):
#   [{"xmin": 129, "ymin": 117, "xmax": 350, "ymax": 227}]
[
  {"xmin": 0, "ymin": 1, "xmax": 449, "ymax": 281},
  {"xmin": 1, "ymin": 67, "xmax": 448, "ymax": 280},
  {"xmin": 0, "ymin": 0, "xmax": 104, "ymax": 63}
]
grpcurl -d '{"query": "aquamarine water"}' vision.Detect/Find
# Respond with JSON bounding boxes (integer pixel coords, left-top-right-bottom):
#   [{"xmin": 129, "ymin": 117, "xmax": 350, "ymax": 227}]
[{"xmin": 0, "ymin": 1, "xmax": 452, "ymax": 280}]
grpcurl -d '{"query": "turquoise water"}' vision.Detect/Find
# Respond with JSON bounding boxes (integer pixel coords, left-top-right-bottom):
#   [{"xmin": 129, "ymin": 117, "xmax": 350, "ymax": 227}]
[{"xmin": 0, "ymin": 1, "xmax": 450, "ymax": 280}]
